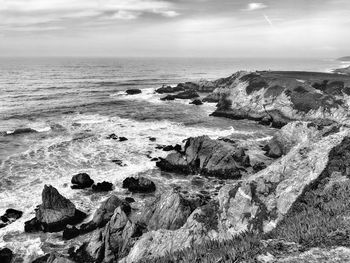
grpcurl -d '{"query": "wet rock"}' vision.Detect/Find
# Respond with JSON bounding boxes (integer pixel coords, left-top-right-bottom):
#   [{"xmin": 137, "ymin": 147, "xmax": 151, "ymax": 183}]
[
  {"xmin": 155, "ymin": 85, "xmax": 184, "ymax": 94},
  {"xmin": 161, "ymin": 144, "xmax": 182, "ymax": 152},
  {"xmin": 190, "ymin": 99, "xmax": 203, "ymax": 105},
  {"xmin": 122, "ymin": 177, "xmax": 156, "ymax": 193},
  {"xmin": 149, "ymin": 137, "xmax": 156, "ymax": 142},
  {"xmin": 126, "ymin": 89, "xmax": 141, "ymax": 95},
  {"xmin": 174, "ymin": 90, "xmax": 200, "ymax": 99},
  {"xmin": 0, "ymin": 208, "xmax": 23, "ymax": 229},
  {"xmin": 150, "ymin": 157, "xmax": 159, "ymax": 162},
  {"xmin": 253, "ymin": 162, "xmax": 267, "ymax": 172},
  {"xmin": 160, "ymin": 95, "xmax": 175, "ymax": 101},
  {"xmin": 119, "ymin": 137, "xmax": 128, "ymax": 142},
  {"xmin": 33, "ymin": 252, "xmax": 75, "ymax": 263},
  {"xmin": 111, "ymin": 159, "xmax": 125, "ymax": 166},
  {"xmin": 0, "ymin": 248, "xmax": 13, "ymax": 263},
  {"xmin": 71, "ymin": 173, "xmax": 94, "ymax": 189},
  {"xmin": 6, "ymin": 127, "xmax": 38, "ymax": 136},
  {"xmin": 106, "ymin": 133, "xmax": 118, "ymax": 140},
  {"xmin": 157, "ymin": 135, "xmax": 248, "ymax": 179},
  {"xmin": 125, "ymin": 197, "xmax": 135, "ymax": 203},
  {"xmin": 63, "ymin": 225, "xmax": 80, "ymax": 240},
  {"xmin": 25, "ymin": 185, "xmax": 86, "ymax": 233},
  {"xmin": 92, "ymin": 182, "xmax": 113, "ymax": 192}
]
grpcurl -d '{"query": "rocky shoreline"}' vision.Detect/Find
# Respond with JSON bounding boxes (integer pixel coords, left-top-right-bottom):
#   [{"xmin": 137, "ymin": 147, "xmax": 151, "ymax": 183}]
[{"xmin": 3, "ymin": 70, "xmax": 350, "ymax": 262}]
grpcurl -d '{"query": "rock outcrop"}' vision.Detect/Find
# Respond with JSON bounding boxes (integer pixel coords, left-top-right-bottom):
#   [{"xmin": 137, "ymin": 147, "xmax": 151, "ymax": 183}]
[
  {"xmin": 0, "ymin": 248, "xmax": 13, "ymax": 263},
  {"xmin": 122, "ymin": 177, "xmax": 156, "ymax": 193},
  {"xmin": 25, "ymin": 185, "xmax": 86, "ymax": 232},
  {"xmin": 207, "ymin": 71, "xmax": 350, "ymax": 128},
  {"xmin": 156, "ymin": 135, "xmax": 250, "ymax": 179},
  {"xmin": 160, "ymin": 90, "xmax": 200, "ymax": 100},
  {"xmin": 120, "ymin": 122, "xmax": 350, "ymax": 262},
  {"xmin": 0, "ymin": 208, "xmax": 23, "ymax": 228},
  {"xmin": 126, "ymin": 89, "xmax": 141, "ymax": 95},
  {"xmin": 71, "ymin": 173, "xmax": 94, "ymax": 189}
]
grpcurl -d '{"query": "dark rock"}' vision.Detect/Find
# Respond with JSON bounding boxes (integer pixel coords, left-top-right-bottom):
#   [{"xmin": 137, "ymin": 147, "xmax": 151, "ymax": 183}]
[
  {"xmin": 126, "ymin": 89, "xmax": 142, "ymax": 95},
  {"xmin": 122, "ymin": 177, "xmax": 156, "ymax": 193},
  {"xmin": 92, "ymin": 181, "xmax": 113, "ymax": 192},
  {"xmin": 32, "ymin": 253, "xmax": 75, "ymax": 263},
  {"xmin": 150, "ymin": 157, "xmax": 159, "ymax": 162},
  {"xmin": 157, "ymin": 136, "xmax": 248, "ymax": 179},
  {"xmin": 0, "ymin": 208, "xmax": 23, "ymax": 228},
  {"xmin": 149, "ymin": 137, "xmax": 156, "ymax": 142},
  {"xmin": 155, "ymin": 85, "xmax": 184, "ymax": 94},
  {"xmin": 106, "ymin": 133, "xmax": 118, "ymax": 140},
  {"xmin": 71, "ymin": 173, "xmax": 94, "ymax": 189},
  {"xmin": 6, "ymin": 128, "xmax": 38, "ymax": 136},
  {"xmin": 265, "ymin": 139, "xmax": 283, "ymax": 158},
  {"xmin": 175, "ymin": 90, "xmax": 200, "ymax": 99},
  {"xmin": 119, "ymin": 137, "xmax": 128, "ymax": 142},
  {"xmin": 253, "ymin": 162, "xmax": 267, "ymax": 172},
  {"xmin": 173, "ymin": 144, "xmax": 182, "ymax": 152},
  {"xmin": 160, "ymin": 95, "xmax": 175, "ymax": 101},
  {"xmin": 111, "ymin": 159, "xmax": 125, "ymax": 166},
  {"xmin": 32, "ymin": 253, "xmax": 50, "ymax": 263},
  {"xmin": 0, "ymin": 248, "xmax": 13, "ymax": 263},
  {"xmin": 63, "ymin": 225, "xmax": 80, "ymax": 240},
  {"xmin": 163, "ymin": 145, "xmax": 174, "ymax": 151},
  {"xmin": 24, "ymin": 185, "xmax": 86, "ymax": 233},
  {"xmin": 190, "ymin": 99, "xmax": 203, "ymax": 105},
  {"xmin": 125, "ymin": 197, "xmax": 135, "ymax": 203}
]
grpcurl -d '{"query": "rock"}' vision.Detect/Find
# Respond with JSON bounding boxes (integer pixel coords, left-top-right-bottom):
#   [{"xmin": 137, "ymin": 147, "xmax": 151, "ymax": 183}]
[
  {"xmin": 72, "ymin": 208, "xmax": 145, "ymax": 263},
  {"xmin": 25, "ymin": 185, "xmax": 86, "ymax": 232},
  {"xmin": 71, "ymin": 173, "xmax": 94, "ymax": 189},
  {"xmin": 0, "ymin": 208, "xmax": 23, "ymax": 228},
  {"xmin": 33, "ymin": 253, "xmax": 76, "ymax": 263},
  {"xmin": 264, "ymin": 139, "xmax": 283, "ymax": 158},
  {"xmin": 190, "ymin": 99, "xmax": 203, "ymax": 105},
  {"xmin": 174, "ymin": 90, "xmax": 200, "ymax": 99},
  {"xmin": 253, "ymin": 162, "xmax": 267, "ymax": 172},
  {"xmin": 157, "ymin": 135, "xmax": 249, "ymax": 179},
  {"xmin": 126, "ymin": 89, "xmax": 141, "ymax": 95},
  {"xmin": 92, "ymin": 182, "xmax": 113, "ymax": 192},
  {"xmin": 162, "ymin": 145, "xmax": 174, "ymax": 151},
  {"xmin": 122, "ymin": 177, "xmax": 156, "ymax": 193},
  {"xmin": 155, "ymin": 85, "xmax": 184, "ymax": 94},
  {"xmin": 125, "ymin": 197, "xmax": 135, "ymax": 203},
  {"xmin": 139, "ymin": 189, "xmax": 196, "ymax": 231},
  {"xmin": 160, "ymin": 95, "xmax": 175, "ymax": 101},
  {"xmin": 119, "ymin": 137, "xmax": 128, "ymax": 142},
  {"xmin": 0, "ymin": 248, "xmax": 13, "ymax": 263},
  {"xmin": 106, "ymin": 133, "xmax": 118, "ymax": 140},
  {"xmin": 209, "ymin": 71, "xmax": 350, "ymax": 127},
  {"xmin": 111, "ymin": 159, "xmax": 125, "ymax": 166},
  {"xmin": 149, "ymin": 137, "xmax": 156, "ymax": 142},
  {"xmin": 121, "ymin": 122, "xmax": 350, "ymax": 261},
  {"xmin": 150, "ymin": 158, "xmax": 159, "ymax": 162},
  {"xmin": 63, "ymin": 225, "xmax": 80, "ymax": 240}
]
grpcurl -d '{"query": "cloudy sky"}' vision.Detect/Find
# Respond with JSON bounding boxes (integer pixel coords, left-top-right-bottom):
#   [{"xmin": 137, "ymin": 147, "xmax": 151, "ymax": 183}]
[{"xmin": 0, "ymin": 0, "xmax": 349, "ymax": 57}]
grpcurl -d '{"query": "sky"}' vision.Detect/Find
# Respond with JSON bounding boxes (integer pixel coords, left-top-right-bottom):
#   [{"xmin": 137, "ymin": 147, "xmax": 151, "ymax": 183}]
[{"xmin": 0, "ymin": 0, "xmax": 349, "ymax": 57}]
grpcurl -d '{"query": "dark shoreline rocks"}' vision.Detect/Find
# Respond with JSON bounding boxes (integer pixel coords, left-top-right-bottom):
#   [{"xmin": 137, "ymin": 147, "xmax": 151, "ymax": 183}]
[
  {"xmin": 71, "ymin": 173, "xmax": 94, "ymax": 189},
  {"xmin": 156, "ymin": 135, "xmax": 250, "ymax": 179},
  {"xmin": 24, "ymin": 185, "xmax": 86, "ymax": 233},
  {"xmin": 160, "ymin": 90, "xmax": 200, "ymax": 101},
  {"xmin": 0, "ymin": 248, "xmax": 13, "ymax": 263},
  {"xmin": 92, "ymin": 181, "xmax": 113, "ymax": 192},
  {"xmin": 126, "ymin": 89, "xmax": 142, "ymax": 95},
  {"xmin": 190, "ymin": 99, "xmax": 203, "ymax": 105},
  {"xmin": 0, "ymin": 209, "xmax": 23, "ymax": 229},
  {"xmin": 122, "ymin": 177, "xmax": 156, "ymax": 193}
]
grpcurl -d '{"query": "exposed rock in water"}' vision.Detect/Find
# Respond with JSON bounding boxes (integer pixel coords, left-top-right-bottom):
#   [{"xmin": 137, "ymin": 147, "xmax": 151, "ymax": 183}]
[
  {"xmin": 126, "ymin": 89, "xmax": 142, "ymax": 95},
  {"xmin": 156, "ymin": 135, "xmax": 250, "ymax": 179},
  {"xmin": 24, "ymin": 185, "xmax": 86, "ymax": 232},
  {"xmin": 71, "ymin": 173, "xmax": 94, "ymax": 189},
  {"xmin": 119, "ymin": 137, "xmax": 128, "ymax": 142},
  {"xmin": 207, "ymin": 71, "xmax": 350, "ymax": 127},
  {"xmin": 122, "ymin": 177, "xmax": 156, "ymax": 193},
  {"xmin": 190, "ymin": 99, "xmax": 203, "ymax": 105},
  {"xmin": 0, "ymin": 248, "xmax": 13, "ymax": 263},
  {"xmin": 106, "ymin": 133, "xmax": 118, "ymax": 140},
  {"xmin": 92, "ymin": 182, "xmax": 113, "ymax": 192},
  {"xmin": 0, "ymin": 208, "xmax": 23, "ymax": 229},
  {"xmin": 155, "ymin": 85, "xmax": 184, "ymax": 94},
  {"xmin": 160, "ymin": 90, "xmax": 200, "ymax": 100},
  {"xmin": 32, "ymin": 252, "xmax": 76, "ymax": 263},
  {"xmin": 120, "ymin": 121, "xmax": 350, "ymax": 262}
]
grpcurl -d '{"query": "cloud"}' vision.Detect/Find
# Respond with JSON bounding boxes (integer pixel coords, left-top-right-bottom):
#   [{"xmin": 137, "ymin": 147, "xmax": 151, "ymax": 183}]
[
  {"xmin": 158, "ymin": 10, "xmax": 180, "ymax": 18},
  {"xmin": 245, "ymin": 3, "xmax": 267, "ymax": 11}
]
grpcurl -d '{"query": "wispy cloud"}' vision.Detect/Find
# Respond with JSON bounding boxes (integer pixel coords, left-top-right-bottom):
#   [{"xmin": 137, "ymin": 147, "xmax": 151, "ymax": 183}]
[
  {"xmin": 263, "ymin": 14, "xmax": 274, "ymax": 27},
  {"xmin": 244, "ymin": 3, "xmax": 267, "ymax": 11}
]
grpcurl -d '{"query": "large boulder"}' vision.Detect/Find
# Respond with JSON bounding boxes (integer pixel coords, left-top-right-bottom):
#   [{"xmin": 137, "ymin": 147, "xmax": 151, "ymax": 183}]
[
  {"xmin": 126, "ymin": 89, "xmax": 142, "ymax": 95},
  {"xmin": 0, "ymin": 208, "xmax": 23, "ymax": 228},
  {"xmin": 156, "ymin": 135, "xmax": 250, "ymax": 179},
  {"xmin": 122, "ymin": 177, "xmax": 156, "ymax": 193},
  {"xmin": 71, "ymin": 173, "xmax": 94, "ymax": 189},
  {"xmin": 25, "ymin": 185, "xmax": 86, "ymax": 232},
  {"xmin": 0, "ymin": 248, "xmax": 13, "ymax": 263},
  {"xmin": 209, "ymin": 71, "xmax": 350, "ymax": 128}
]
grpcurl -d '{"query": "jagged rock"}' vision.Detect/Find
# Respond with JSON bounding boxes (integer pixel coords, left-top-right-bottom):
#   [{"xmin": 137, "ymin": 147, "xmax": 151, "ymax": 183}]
[
  {"xmin": 0, "ymin": 248, "xmax": 13, "ymax": 263},
  {"xmin": 72, "ymin": 208, "xmax": 145, "ymax": 263},
  {"xmin": 33, "ymin": 252, "xmax": 76, "ymax": 263},
  {"xmin": 139, "ymin": 190, "xmax": 196, "ymax": 231},
  {"xmin": 122, "ymin": 177, "xmax": 156, "ymax": 193},
  {"xmin": 126, "ymin": 89, "xmax": 141, "ymax": 95},
  {"xmin": 92, "ymin": 182, "xmax": 113, "ymax": 192},
  {"xmin": 155, "ymin": 85, "xmax": 184, "ymax": 94},
  {"xmin": 106, "ymin": 134, "xmax": 118, "ymax": 140},
  {"xmin": 0, "ymin": 208, "xmax": 23, "ymax": 228},
  {"xmin": 190, "ymin": 99, "xmax": 203, "ymax": 105},
  {"xmin": 209, "ymin": 71, "xmax": 350, "ymax": 128},
  {"xmin": 25, "ymin": 185, "xmax": 86, "ymax": 232},
  {"xmin": 156, "ymin": 135, "xmax": 249, "ymax": 179},
  {"xmin": 121, "ymin": 122, "xmax": 350, "ymax": 261},
  {"xmin": 71, "ymin": 173, "xmax": 94, "ymax": 189}
]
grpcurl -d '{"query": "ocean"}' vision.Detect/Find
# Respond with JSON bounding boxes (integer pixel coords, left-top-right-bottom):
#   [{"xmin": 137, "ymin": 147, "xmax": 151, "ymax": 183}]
[{"xmin": 0, "ymin": 57, "xmax": 348, "ymax": 261}]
